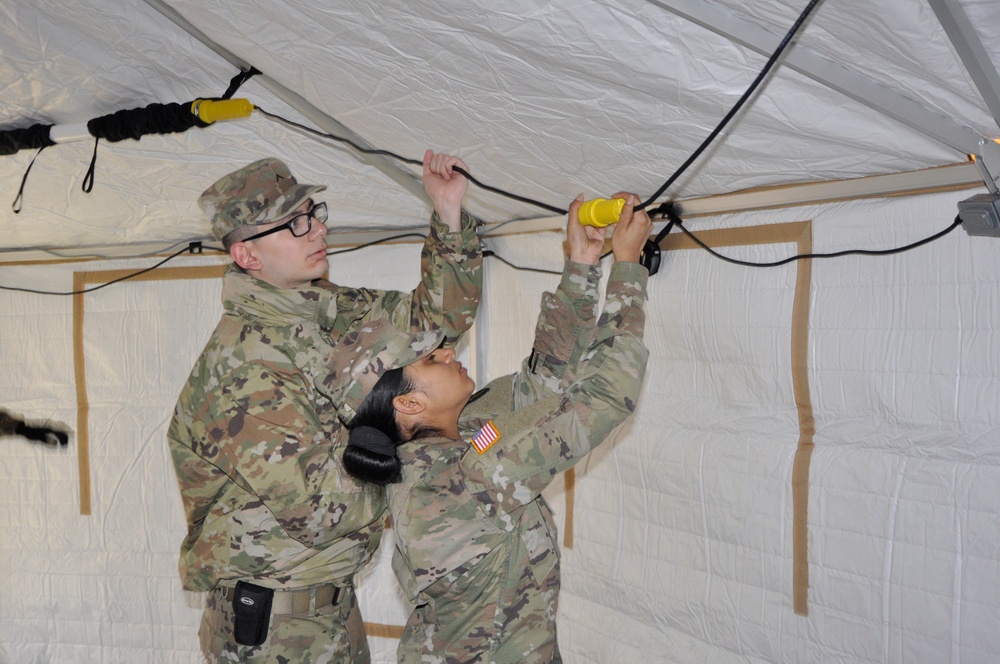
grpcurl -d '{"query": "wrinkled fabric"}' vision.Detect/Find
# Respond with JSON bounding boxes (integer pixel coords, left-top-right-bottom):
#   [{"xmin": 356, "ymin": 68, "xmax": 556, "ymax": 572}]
[{"xmin": 390, "ymin": 260, "xmax": 649, "ymax": 663}]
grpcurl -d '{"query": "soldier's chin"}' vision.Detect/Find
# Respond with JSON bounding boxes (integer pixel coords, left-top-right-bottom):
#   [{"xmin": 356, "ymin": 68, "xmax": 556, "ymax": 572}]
[{"xmin": 310, "ymin": 259, "xmax": 330, "ymax": 280}]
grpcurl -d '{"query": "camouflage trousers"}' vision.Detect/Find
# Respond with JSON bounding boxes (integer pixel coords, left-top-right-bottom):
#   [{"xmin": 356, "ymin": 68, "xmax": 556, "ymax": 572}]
[{"xmin": 199, "ymin": 583, "xmax": 370, "ymax": 664}]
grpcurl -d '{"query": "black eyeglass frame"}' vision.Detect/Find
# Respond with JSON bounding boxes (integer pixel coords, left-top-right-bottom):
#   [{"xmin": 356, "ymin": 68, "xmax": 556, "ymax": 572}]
[{"xmin": 242, "ymin": 201, "xmax": 328, "ymax": 243}]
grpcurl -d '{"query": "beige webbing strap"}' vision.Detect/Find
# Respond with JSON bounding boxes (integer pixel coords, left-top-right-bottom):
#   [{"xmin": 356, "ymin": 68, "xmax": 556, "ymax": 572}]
[
  {"xmin": 789, "ymin": 223, "xmax": 815, "ymax": 616},
  {"xmin": 365, "ymin": 623, "xmax": 405, "ymax": 639},
  {"xmin": 663, "ymin": 221, "xmax": 815, "ymax": 615},
  {"xmin": 72, "ymin": 263, "xmax": 226, "ymax": 515},
  {"xmin": 73, "ymin": 274, "xmax": 91, "ymax": 515},
  {"xmin": 563, "ymin": 468, "xmax": 575, "ymax": 548}
]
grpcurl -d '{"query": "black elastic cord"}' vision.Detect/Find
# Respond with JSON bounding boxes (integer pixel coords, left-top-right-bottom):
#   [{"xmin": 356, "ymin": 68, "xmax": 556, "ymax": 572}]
[
  {"xmin": 87, "ymin": 102, "xmax": 208, "ymax": 143},
  {"xmin": 12, "ymin": 146, "xmax": 47, "ymax": 213},
  {"xmin": 79, "ymin": 101, "xmax": 213, "ymax": 194},
  {"xmin": 0, "ymin": 123, "xmax": 55, "ymax": 156},
  {"xmin": 82, "ymin": 137, "xmax": 99, "ymax": 193}
]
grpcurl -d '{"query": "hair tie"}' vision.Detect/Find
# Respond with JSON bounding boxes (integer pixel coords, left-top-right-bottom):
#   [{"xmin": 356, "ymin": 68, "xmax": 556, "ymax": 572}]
[{"xmin": 348, "ymin": 426, "xmax": 397, "ymax": 457}]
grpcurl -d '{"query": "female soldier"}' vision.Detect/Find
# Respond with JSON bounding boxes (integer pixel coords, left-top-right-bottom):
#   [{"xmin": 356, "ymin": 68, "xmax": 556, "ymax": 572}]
[{"xmin": 320, "ymin": 193, "xmax": 653, "ymax": 663}]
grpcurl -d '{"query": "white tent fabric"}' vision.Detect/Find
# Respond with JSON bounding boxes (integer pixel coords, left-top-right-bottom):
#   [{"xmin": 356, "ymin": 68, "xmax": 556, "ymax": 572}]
[{"xmin": 2, "ymin": 0, "xmax": 999, "ymax": 662}]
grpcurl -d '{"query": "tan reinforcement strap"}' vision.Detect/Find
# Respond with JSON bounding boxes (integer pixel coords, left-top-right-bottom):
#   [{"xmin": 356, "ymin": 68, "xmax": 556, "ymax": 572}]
[
  {"xmin": 789, "ymin": 223, "xmax": 815, "ymax": 616},
  {"xmin": 365, "ymin": 623, "xmax": 405, "ymax": 639},
  {"xmin": 661, "ymin": 221, "xmax": 815, "ymax": 615}
]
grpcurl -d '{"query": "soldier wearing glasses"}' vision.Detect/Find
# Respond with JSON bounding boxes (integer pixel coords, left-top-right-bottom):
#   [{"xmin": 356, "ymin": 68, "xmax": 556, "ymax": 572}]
[{"xmin": 168, "ymin": 151, "xmax": 482, "ymax": 663}]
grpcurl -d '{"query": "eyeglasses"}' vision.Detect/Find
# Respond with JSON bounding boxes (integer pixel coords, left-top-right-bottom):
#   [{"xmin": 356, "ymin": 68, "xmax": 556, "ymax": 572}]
[{"xmin": 243, "ymin": 201, "xmax": 328, "ymax": 242}]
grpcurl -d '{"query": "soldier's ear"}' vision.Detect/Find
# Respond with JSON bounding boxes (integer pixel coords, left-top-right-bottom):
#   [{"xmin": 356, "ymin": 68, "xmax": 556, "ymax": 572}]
[
  {"xmin": 230, "ymin": 241, "xmax": 262, "ymax": 271},
  {"xmin": 392, "ymin": 393, "xmax": 425, "ymax": 416}
]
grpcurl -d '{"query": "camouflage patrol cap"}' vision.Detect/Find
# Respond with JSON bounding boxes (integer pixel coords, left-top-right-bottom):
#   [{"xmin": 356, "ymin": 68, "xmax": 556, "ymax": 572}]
[
  {"xmin": 319, "ymin": 318, "xmax": 445, "ymax": 426},
  {"xmin": 198, "ymin": 158, "xmax": 327, "ymax": 240}
]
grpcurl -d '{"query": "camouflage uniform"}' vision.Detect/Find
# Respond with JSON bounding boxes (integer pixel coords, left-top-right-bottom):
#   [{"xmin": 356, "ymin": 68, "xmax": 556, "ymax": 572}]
[
  {"xmin": 168, "ymin": 158, "xmax": 482, "ymax": 663},
  {"xmin": 389, "ymin": 260, "xmax": 649, "ymax": 663}
]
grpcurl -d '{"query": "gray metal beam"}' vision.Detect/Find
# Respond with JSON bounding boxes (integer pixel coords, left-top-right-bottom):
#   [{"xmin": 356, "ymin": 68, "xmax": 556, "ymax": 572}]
[
  {"xmin": 927, "ymin": 0, "xmax": 1000, "ymax": 132},
  {"xmin": 0, "ymin": 161, "xmax": 981, "ymax": 261},
  {"xmin": 141, "ymin": 0, "xmax": 429, "ymax": 205},
  {"xmin": 644, "ymin": 0, "xmax": 987, "ymax": 157}
]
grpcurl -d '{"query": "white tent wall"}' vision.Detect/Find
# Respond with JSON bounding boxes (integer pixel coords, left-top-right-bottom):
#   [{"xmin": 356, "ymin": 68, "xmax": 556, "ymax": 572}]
[{"xmin": 3, "ymin": 186, "xmax": 998, "ymax": 662}]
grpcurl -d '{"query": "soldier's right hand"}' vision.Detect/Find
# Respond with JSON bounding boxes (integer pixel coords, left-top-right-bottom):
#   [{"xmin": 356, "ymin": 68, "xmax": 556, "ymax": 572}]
[{"xmin": 611, "ymin": 194, "xmax": 653, "ymax": 263}]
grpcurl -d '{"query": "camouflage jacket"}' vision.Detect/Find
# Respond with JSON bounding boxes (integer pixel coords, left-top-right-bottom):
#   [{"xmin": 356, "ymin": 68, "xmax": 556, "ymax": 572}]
[
  {"xmin": 389, "ymin": 260, "xmax": 649, "ymax": 663},
  {"xmin": 169, "ymin": 212, "xmax": 482, "ymax": 592}
]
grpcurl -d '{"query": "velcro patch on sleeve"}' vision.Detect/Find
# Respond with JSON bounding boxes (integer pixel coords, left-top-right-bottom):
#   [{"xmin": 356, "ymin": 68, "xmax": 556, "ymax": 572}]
[{"xmin": 470, "ymin": 420, "xmax": 501, "ymax": 455}]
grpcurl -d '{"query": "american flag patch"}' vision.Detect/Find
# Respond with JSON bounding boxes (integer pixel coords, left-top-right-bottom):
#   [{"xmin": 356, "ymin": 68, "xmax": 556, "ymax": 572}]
[{"xmin": 470, "ymin": 421, "xmax": 501, "ymax": 454}]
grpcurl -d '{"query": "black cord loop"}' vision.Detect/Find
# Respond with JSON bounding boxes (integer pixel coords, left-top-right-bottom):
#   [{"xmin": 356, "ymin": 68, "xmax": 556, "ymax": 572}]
[{"xmin": 12, "ymin": 146, "xmax": 47, "ymax": 213}]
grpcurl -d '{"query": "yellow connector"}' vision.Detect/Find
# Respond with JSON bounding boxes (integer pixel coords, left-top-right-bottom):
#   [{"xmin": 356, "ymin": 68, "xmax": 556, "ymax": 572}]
[
  {"xmin": 578, "ymin": 197, "xmax": 626, "ymax": 227},
  {"xmin": 191, "ymin": 98, "xmax": 255, "ymax": 124}
]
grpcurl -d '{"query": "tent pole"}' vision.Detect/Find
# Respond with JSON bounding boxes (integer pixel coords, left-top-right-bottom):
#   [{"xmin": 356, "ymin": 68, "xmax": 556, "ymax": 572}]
[
  {"xmin": 644, "ymin": 0, "xmax": 988, "ymax": 158},
  {"xmin": 927, "ymin": 0, "xmax": 1000, "ymax": 133}
]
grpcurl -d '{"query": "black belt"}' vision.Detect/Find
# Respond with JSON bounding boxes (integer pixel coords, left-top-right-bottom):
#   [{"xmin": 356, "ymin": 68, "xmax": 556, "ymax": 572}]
[{"xmin": 218, "ymin": 583, "xmax": 342, "ymax": 615}]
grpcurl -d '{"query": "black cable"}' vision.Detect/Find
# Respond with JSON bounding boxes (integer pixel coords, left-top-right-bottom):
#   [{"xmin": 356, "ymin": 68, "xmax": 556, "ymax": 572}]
[
  {"xmin": 257, "ymin": 0, "xmax": 823, "ymax": 221},
  {"xmin": 659, "ymin": 211, "xmax": 963, "ymax": 268},
  {"xmin": 324, "ymin": 229, "xmax": 565, "ymax": 274},
  {"xmin": 255, "ymin": 106, "xmax": 567, "ymax": 215},
  {"xmin": 481, "ymin": 250, "xmax": 562, "ymax": 276},
  {"xmin": 641, "ymin": 0, "xmax": 823, "ymax": 212},
  {"xmin": 256, "ymin": 106, "xmax": 422, "ymax": 166},
  {"xmin": 264, "ymin": 89, "xmax": 962, "ymax": 273},
  {"xmin": 326, "ymin": 232, "xmax": 429, "ymax": 256},
  {"xmin": 0, "ymin": 244, "xmax": 197, "ymax": 296}
]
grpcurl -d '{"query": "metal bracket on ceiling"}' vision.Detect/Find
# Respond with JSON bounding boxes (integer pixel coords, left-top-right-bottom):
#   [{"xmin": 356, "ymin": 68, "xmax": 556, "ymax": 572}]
[{"xmin": 971, "ymin": 138, "xmax": 1000, "ymax": 195}]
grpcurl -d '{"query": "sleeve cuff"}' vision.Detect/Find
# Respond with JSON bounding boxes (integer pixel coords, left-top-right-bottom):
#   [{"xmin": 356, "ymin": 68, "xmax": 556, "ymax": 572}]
[
  {"xmin": 560, "ymin": 260, "xmax": 602, "ymax": 297},
  {"xmin": 430, "ymin": 209, "xmax": 480, "ymax": 240}
]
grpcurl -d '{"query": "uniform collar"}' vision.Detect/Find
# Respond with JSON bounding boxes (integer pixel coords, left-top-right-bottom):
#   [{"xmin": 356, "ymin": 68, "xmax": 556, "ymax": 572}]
[{"xmin": 221, "ymin": 264, "xmax": 339, "ymax": 330}]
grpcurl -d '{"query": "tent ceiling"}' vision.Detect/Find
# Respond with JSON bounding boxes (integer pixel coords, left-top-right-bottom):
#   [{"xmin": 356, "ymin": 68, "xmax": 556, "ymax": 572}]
[{"xmin": 2, "ymin": 0, "xmax": 999, "ymax": 258}]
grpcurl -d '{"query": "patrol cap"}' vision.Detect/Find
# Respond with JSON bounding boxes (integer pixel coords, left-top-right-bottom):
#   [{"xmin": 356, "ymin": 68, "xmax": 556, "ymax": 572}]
[
  {"xmin": 320, "ymin": 318, "xmax": 445, "ymax": 426},
  {"xmin": 198, "ymin": 158, "xmax": 327, "ymax": 240}
]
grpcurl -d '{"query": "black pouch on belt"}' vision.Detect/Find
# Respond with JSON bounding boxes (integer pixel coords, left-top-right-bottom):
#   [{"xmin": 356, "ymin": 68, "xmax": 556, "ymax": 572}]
[{"xmin": 232, "ymin": 581, "xmax": 274, "ymax": 647}]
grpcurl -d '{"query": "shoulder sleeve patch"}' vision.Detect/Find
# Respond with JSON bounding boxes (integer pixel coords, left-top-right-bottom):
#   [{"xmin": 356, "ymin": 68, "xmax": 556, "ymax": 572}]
[{"xmin": 469, "ymin": 420, "xmax": 501, "ymax": 455}]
